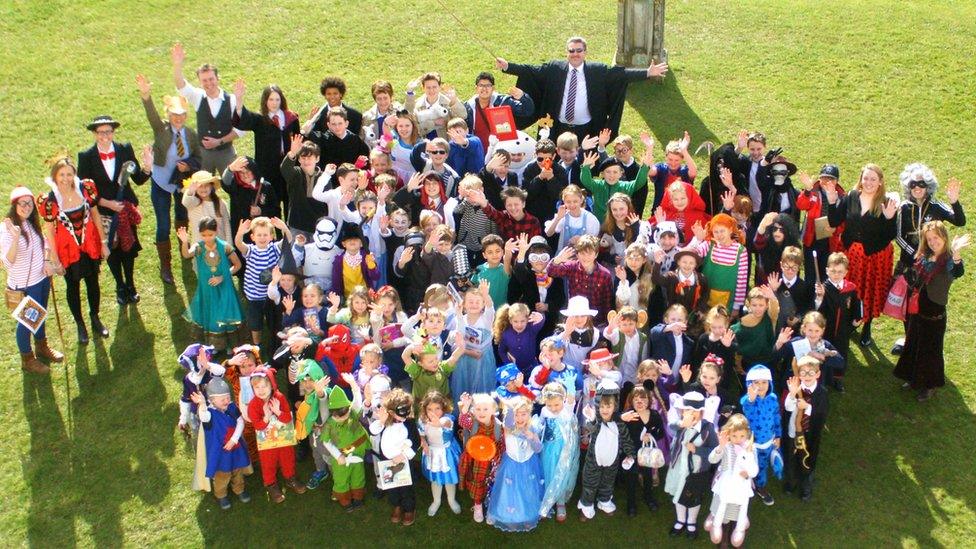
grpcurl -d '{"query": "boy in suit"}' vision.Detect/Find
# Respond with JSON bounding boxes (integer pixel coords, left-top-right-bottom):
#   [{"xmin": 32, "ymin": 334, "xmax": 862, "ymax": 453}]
[
  {"xmin": 782, "ymin": 356, "xmax": 828, "ymax": 502},
  {"xmin": 814, "ymin": 252, "xmax": 862, "ymax": 366}
]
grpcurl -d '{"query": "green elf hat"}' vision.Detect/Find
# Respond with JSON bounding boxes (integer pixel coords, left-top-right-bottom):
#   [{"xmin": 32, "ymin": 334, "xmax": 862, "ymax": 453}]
[
  {"xmin": 328, "ymin": 386, "xmax": 352, "ymax": 410},
  {"xmin": 296, "ymin": 359, "xmax": 324, "ymax": 383}
]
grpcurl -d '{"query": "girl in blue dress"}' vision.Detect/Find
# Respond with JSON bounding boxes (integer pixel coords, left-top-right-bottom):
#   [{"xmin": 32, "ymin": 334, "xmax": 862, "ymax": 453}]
[
  {"xmin": 534, "ymin": 382, "xmax": 579, "ymax": 522},
  {"xmin": 177, "ymin": 217, "xmax": 243, "ymax": 353},
  {"xmin": 487, "ymin": 396, "xmax": 545, "ymax": 532},
  {"xmin": 450, "ymin": 283, "xmax": 496, "ymax": 403},
  {"xmin": 418, "ymin": 391, "xmax": 462, "ymax": 516}
]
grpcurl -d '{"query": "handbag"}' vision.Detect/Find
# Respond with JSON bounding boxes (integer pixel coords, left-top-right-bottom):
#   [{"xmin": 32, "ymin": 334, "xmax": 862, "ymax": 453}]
[
  {"xmin": 636, "ymin": 435, "xmax": 665, "ymax": 469},
  {"xmin": 882, "ymin": 275, "xmax": 908, "ymax": 321},
  {"xmin": 906, "ymin": 289, "xmax": 920, "ymax": 316}
]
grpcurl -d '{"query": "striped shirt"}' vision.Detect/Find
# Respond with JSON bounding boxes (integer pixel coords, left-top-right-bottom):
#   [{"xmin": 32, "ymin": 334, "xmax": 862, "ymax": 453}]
[
  {"xmin": 695, "ymin": 240, "xmax": 749, "ymax": 309},
  {"xmin": 0, "ymin": 222, "xmax": 46, "ymax": 290},
  {"xmin": 243, "ymin": 241, "xmax": 281, "ymax": 300}
]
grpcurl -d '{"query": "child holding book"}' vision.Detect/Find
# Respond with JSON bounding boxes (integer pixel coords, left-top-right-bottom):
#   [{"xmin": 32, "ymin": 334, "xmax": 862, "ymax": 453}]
[
  {"xmin": 370, "ymin": 389, "xmax": 418, "ymax": 525},
  {"xmin": 450, "ymin": 283, "xmax": 497, "ymax": 400},
  {"xmin": 247, "ymin": 367, "xmax": 305, "ymax": 503}
]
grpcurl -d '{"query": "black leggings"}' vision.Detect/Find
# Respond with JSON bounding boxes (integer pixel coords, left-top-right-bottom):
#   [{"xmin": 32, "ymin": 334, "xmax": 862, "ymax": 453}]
[
  {"xmin": 66, "ymin": 271, "xmax": 101, "ymax": 322},
  {"xmin": 386, "ymin": 484, "xmax": 415, "ymax": 512},
  {"xmin": 625, "ymin": 465, "xmax": 658, "ymax": 509},
  {"xmin": 106, "ymin": 250, "xmax": 136, "ymax": 289}
]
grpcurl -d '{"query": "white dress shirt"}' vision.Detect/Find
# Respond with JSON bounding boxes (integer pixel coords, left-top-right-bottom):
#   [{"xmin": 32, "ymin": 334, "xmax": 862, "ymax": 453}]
[
  {"xmin": 559, "ymin": 65, "xmax": 591, "ymax": 125},
  {"xmin": 98, "ymin": 144, "xmax": 116, "ymax": 181},
  {"xmin": 178, "ymin": 83, "xmax": 246, "ymax": 137}
]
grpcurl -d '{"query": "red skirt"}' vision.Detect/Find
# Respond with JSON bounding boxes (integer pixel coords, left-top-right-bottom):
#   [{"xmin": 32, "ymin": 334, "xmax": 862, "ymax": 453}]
[{"xmin": 845, "ymin": 242, "xmax": 893, "ymax": 320}]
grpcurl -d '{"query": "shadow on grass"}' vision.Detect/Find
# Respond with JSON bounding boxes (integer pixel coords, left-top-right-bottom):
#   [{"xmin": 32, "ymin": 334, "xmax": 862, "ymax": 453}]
[{"xmin": 628, "ymin": 71, "xmax": 720, "ymax": 150}]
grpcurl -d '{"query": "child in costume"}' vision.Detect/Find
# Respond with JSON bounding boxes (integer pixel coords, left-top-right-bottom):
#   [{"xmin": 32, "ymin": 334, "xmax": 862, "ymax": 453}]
[
  {"xmin": 326, "ymin": 285, "xmax": 373, "ymax": 345},
  {"xmin": 417, "ymin": 391, "xmax": 462, "ymax": 516},
  {"xmin": 705, "ymin": 413, "xmax": 759, "ymax": 547},
  {"xmin": 690, "ymin": 213, "xmax": 749, "ymax": 314},
  {"xmin": 783, "ymin": 356, "xmax": 828, "ymax": 502},
  {"xmin": 247, "ymin": 367, "xmax": 306, "ymax": 503},
  {"xmin": 656, "ymin": 180, "xmax": 710, "ymax": 243},
  {"xmin": 486, "ymin": 396, "xmax": 545, "ymax": 531},
  {"xmin": 177, "ymin": 343, "xmax": 222, "ymax": 436},
  {"xmin": 450, "ymin": 282, "xmax": 496, "ymax": 400},
  {"xmin": 458, "ymin": 392, "xmax": 505, "ymax": 523},
  {"xmin": 578, "ymin": 380, "xmax": 637, "ymax": 521},
  {"xmin": 648, "ymin": 133, "xmax": 698, "ymax": 211},
  {"xmin": 222, "ymin": 345, "xmax": 261, "ymax": 464},
  {"xmin": 177, "ymin": 218, "xmax": 243, "ymax": 352},
  {"xmin": 739, "ymin": 364, "xmax": 781, "ymax": 506},
  {"xmin": 773, "ymin": 311, "xmax": 846, "ymax": 390},
  {"xmin": 370, "ymin": 389, "xmax": 418, "ymax": 525},
  {"xmin": 402, "ymin": 332, "xmax": 465, "ymax": 415},
  {"xmin": 234, "ymin": 216, "xmax": 291, "ymax": 346},
  {"xmin": 494, "ymin": 362, "xmax": 536, "ymax": 401},
  {"xmin": 557, "ymin": 296, "xmax": 600, "ymax": 372},
  {"xmin": 814, "ymin": 251, "xmax": 862, "ymax": 375},
  {"xmin": 621, "ymin": 385, "xmax": 665, "ymax": 516},
  {"xmin": 651, "ymin": 247, "xmax": 710, "ymax": 335},
  {"xmin": 691, "ymin": 306, "xmax": 739, "ymax": 392},
  {"xmin": 355, "ymin": 343, "xmax": 389, "ymax": 395},
  {"xmin": 603, "ymin": 306, "xmax": 649, "ymax": 385},
  {"xmin": 282, "ymin": 283, "xmax": 328, "ymax": 341},
  {"xmin": 190, "ymin": 378, "xmax": 252, "ymax": 510},
  {"xmin": 675, "ymin": 356, "xmax": 737, "ymax": 430},
  {"xmin": 493, "ymin": 303, "xmax": 546, "ymax": 375},
  {"xmin": 534, "ymin": 382, "xmax": 579, "ymax": 522},
  {"xmin": 292, "ymin": 360, "xmax": 332, "ymax": 490},
  {"xmin": 369, "ymin": 285, "xmax": 411, "ymax": 387},
  {"xmin": 664, "ymin": 391, "xmax": 719, "ymax": 539},
  {"xmin": 316, "ymin": 324, "xmax": 362, "ymax": 397},
  {"xmin": 530, "ymin": 337, "xmax": 584, "ymax": 400},
  {"xmin": 732, "ymin": 285, "xmax": 780, "ymax": 369},
  {"xmin": 649, "ymin": 304, "xmax": 694, "ymax": 377},
  {"xmin": 579, "ymin": 348, "xmax": 623, "ymax": 425},
  {"xmin": 323, "ymin": 371, "xmax": 370, "ymax": 511},
  {"xmin": 331, "ymin": 224, "xmax": 381, "ymax": 298}
]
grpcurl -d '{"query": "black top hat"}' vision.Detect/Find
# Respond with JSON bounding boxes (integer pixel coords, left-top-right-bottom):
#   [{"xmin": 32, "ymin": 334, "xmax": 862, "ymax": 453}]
[
  {"xmin": 339, "ymin": 223, "xmax": 366, "ymax": 246},
  {"xmin": 86, "ymin": 115, "xmax": 121, "ymax": 131}
]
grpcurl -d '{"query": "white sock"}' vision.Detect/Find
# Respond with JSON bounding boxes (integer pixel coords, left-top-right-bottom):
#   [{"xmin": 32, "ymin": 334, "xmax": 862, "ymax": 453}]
[
  {"xmin": 430, "ymin": 482, "xmax": 442, "ymax": 506},
  {"xmin": 675, "ymin": 503, "xmax": 687, "ymax": 528},
  {"xmin": 445, "ymin": 483, "xmax": 457, "ymax": 504},
  {"xmin": 735, "ymin": 502, "xmax": 749, "ymax": 532},
  {"xmin": 687, "ymin": 505, "xmax": 700, "ymax": 530}
]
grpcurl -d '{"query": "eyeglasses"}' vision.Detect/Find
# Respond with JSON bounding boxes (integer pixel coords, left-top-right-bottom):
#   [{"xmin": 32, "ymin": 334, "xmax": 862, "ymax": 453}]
[
  {"xmin": 614, "ymin": 147, "xmax": 631, "ymax": 153},
  {"xmin": 781, "ymin": 263, "xmax": 799, "ymax": 271},
  {"xmin": 427, "ymin": 150, "xmax": 447, "ymax": 155},
  {"xmin": 772, "ymin": 225, "xmax": 784, "ymax": 232},
  {"xmin": 567, "ymin": 48, "xmax": 585, "ymax": 54},
  {"xmin": 798, "ymin": 370, "xmax": 817, "ymax": 377},
  {"xmin": 476, "ymin": 83, "xmax": 493, "ymax": 89},
  {"xmin": 909, "ymin": 180, "xmax": 928, "ymax": 189},
  {"xmin": 95, "ymin": 129, "xmax": 115, "ymax": 136},
  {"xmin": 15, "ymin": 199, "xmax": 33, "ymax": 208},
  {"xmin": 528, "ymin": 253, "xmax": 551, "ymax": 263}
]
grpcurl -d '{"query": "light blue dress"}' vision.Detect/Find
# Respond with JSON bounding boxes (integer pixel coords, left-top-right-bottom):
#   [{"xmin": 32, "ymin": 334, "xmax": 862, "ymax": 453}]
[
  {"xmin": 449, "ymin": 309, "xmax": 496, "ymax": 401},
  {"xmin": 487, "ymin": 431, "xmax": 545, "ymax": 532},
  {"xmin": 419, "ymin": 415, "xmax": 460, "ymax": 485},
  {"xmin": 535, "ymin": 407, "xmax": 580, "ymax": 516}
]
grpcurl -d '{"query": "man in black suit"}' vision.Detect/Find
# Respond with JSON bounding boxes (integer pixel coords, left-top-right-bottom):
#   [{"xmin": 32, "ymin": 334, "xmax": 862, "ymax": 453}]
[
  {"xmin": 496, "ymin": 36, "xmax": 668, "ymax": 142},
  {"xmin": 735, "ymin": 130, "xmax": 781, "ymax": 214},
  {"xmin": 77, "ymin": 115, "xmax": 151, "ymax": 305}
]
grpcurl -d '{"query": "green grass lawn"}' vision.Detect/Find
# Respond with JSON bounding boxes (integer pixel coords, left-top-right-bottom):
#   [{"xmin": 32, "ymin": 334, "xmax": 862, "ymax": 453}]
[{"xmin": 2, "ymin": 0, "xmax": 976, "ymax": 546}]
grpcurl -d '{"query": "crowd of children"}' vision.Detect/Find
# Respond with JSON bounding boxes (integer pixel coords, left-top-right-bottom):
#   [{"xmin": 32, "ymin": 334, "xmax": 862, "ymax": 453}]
[{"xmin": 85, "ymin": 52, "xmax": 967, "ymax": 543}]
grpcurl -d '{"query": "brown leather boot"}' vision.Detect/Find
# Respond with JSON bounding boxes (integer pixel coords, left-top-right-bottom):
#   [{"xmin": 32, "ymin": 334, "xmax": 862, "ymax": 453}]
[
  {"xmin": 156, "ymin": 241, "xmax": 174, "ymax": 285},
  {"xmin": 21, "ymin": 352, "xmax": 51, "ymax": 375},
  {"xmin": 402, "ymin": 510, "xmax": 415, "ymax": 526},
  {"xmin": 267, "ymin": 484, "xmax": 285, "ymax": 503},
  {"xmin": 34, "ymin": 339, "xmax": 64, "ymax": 363},
  {"xmin": 390, "ymin": 506, "xmax": 402, "ymax": 523},
  {"xmin": 284, "ymin": 477, "xmax": 307, "ymax": 494}
]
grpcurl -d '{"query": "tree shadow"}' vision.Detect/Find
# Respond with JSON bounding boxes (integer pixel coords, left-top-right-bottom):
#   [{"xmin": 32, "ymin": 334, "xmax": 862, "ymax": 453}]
[{"xmin": 627, "ymin": 70, "xmax": 720, "ymax": 148}]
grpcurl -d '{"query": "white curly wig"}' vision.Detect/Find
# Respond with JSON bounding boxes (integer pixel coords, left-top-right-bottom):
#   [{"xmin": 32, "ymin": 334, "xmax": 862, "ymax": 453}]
[{"xmin": 899, "ymin": 163, "xmax": 938, "ymax": 199}]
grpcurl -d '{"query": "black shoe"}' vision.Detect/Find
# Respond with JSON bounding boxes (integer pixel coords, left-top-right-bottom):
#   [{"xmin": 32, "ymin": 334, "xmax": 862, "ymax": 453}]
[
  {"xmin": 116, "ymin": 286, "xmax": 128, "ymax": 305},
  {"xmin": 90, "ymin": 315, "xmax": 110, "ymax": 338},
  {"xmin": 800, "ymin": 491, "xmax": 813, "ymax": 502},
  {"xmin": 627, "ymin": 505, "xmax": 637, "ymax": 517},
  {"xmin": 858, "ymin": 333, "xmax": 874, "ymax": 347},
  {"xmin": 646, "ymin": 499, "xmax": 659, "ymax": 512},
  {"xmin": 127, "ymin": 285, "xmax": 140, "ymax": 304},
  {"xmin": 373, "ymin": 488, "xmax": 385, "ymax": 499},
  {"xmin": 669, "ymin": 524, "xmax": 684, "ymax": 537},
  {"xmin": 77, "ymin": 323, "xmax": 90, "ymax": 345},
  {"xmin": 917, "ymin": 389, "xmax": 935, "ymax": 402},
  {"xmin": 891, "ymin": 343, "xmax": 903, "ymax": 355},
  {"xmin": 686, "ymin": 527, "xmax": 699, "ymax": 539},
  {"xmin": 783, "ymin": 482, "xmax": 794, "ymax": 494},
  {"xmin": 833, "ymin": 378, "xmax": 846, "ymax": 393}
]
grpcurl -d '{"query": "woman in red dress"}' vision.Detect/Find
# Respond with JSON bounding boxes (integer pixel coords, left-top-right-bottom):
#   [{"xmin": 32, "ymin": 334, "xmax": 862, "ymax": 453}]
[
  {"xmin": 825, "ymin": 164, "xmax": 898, "ymax": 347},
  {"xmin": 38, "ymin": 156, "xmax": 111, "ymax": 344}
]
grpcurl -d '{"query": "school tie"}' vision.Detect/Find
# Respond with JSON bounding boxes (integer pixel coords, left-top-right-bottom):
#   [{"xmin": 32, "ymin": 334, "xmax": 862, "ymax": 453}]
[
  {"xmin": 174, "ymin": 130, "xmax": 186, "ymax": 158},
  {"xmin": 800, "ymin": 388, "xmax": 813, "ymax": 432},
  {"xmin": 565, "ymin": 69, "xmax": 578, "ymax": 123},
  {"xmin": 272, "ymin": 114, "xmax": 280, "ymax": 128}
]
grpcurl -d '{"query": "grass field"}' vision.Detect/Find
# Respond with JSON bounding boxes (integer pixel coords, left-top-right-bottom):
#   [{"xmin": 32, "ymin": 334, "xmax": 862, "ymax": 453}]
[{"xmin": 2, "ymin": 0, "xmax": 975, "ymax": 547}]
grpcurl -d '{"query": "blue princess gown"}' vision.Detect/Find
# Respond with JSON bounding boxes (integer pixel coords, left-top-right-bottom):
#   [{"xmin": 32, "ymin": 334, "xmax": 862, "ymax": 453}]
[
  {"xmin": 419, "ymin": 415, "xmax": 461, "ymax": 485},
  {"xmin": 449, "ymin": 308, "xmax": 496, "ymax": 400},
  {"xmin": 487, "ymin": 431, "xmax": 545, "ymax": 532},
  {"xmin": 535, "ymin": 406, "xmax": 580, "ymax": 517}
]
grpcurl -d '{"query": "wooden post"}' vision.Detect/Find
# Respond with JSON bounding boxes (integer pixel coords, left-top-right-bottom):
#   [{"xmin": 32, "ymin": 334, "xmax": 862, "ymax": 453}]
[{"xmin": 615, "ymin": 0, "xmax": 667, "ymax": 67}]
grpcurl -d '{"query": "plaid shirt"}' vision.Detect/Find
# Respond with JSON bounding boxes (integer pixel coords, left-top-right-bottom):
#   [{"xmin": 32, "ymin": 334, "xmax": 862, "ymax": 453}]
[
  {"xmin": 482, "ymin": 204, "xmax": 542, "ymax": 241},
  {"xmin": 547, "ymin": 260, "xmax": 614, "ymax": 323}
]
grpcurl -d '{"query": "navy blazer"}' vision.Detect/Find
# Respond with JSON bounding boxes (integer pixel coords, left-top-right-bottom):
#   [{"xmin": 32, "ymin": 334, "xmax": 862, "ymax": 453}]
[{"xmin": 649, "ymin": 323, "xmax": 693, "ymax": 368}]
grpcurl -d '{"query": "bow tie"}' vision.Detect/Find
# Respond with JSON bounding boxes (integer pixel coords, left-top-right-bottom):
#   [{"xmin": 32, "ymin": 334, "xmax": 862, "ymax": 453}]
[{"xmin": 99, "ymin": 151, "xmax": 115, "ymax": 161}]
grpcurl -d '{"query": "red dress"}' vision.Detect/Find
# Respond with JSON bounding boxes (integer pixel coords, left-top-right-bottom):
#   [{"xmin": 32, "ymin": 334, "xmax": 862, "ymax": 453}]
[{"xmin": 37, "ymin": 179, "xmax": 102, "ymax": 273}]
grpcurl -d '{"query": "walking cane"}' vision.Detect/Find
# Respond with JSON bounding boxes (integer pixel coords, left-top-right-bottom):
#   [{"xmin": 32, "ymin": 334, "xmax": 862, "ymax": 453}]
[{"xmin": 49, "ymin": 275, "xmax": 73, "ymax": 445}]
